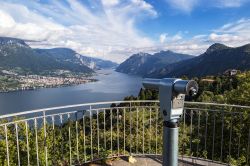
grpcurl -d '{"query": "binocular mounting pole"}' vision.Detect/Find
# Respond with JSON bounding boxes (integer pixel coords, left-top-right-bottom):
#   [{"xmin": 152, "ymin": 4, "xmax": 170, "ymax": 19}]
[{"xmin": 143, "ymin": 78, "xmax": 198, "ymax": 166}]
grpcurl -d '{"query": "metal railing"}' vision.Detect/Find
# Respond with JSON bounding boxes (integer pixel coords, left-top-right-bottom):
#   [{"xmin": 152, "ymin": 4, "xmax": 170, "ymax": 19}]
[{"xmin": 0, "ymin": 100, "xmax": 250, "ymax": 165}]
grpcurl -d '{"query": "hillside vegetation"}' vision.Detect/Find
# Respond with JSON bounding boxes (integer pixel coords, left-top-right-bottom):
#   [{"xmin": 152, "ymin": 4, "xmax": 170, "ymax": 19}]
[{"xmin": 0, "ymin": 72, "xmax": 250, "ymax": 165}]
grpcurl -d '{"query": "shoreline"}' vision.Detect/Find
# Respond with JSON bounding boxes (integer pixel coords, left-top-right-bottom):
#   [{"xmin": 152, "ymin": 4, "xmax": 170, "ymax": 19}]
[
  {"xmin": 0, "ymin": 78, "xmax": 98, "ymax": 93},
  {"xmin": 0, "ymin": 69, "xmax": 114, "ymax": 93}
]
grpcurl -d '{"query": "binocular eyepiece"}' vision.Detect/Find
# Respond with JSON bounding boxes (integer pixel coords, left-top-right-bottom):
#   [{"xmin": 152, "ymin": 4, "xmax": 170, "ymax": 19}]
[{"xmin": 173, "ymin": 80, "xmax": 198, "ymax": 96}]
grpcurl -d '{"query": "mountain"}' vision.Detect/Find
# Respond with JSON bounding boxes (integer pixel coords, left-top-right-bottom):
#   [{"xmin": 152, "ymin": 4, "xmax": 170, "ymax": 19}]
[
  {"xmin": 87, "ymin": 57, "xmax": 118, "ymax": 69},
  {"xmin": 35, "ymin": 48, "xmax": 117, "ymax": 70},
  {"xmin": 0, "ymin": 37, "xmax": 117, "ymax": 75},
  {"xmin": 149, "ymin": 43, "xmax": 250, "ymax": 78},
  {"xmin": 116, "ymin": 51, "xmax": 193, "ymax": 76},
  {"xmin": 0, "ymin": 37, "xmax": 94, "ymax": 75}
]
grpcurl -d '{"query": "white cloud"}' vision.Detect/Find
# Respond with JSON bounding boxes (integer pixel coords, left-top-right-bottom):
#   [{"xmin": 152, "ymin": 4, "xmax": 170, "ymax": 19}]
[
  {"xmin": 131, "ymin": 0, "xmax": 158, "ymax": 17},
  {"xmin": 159, "ymin": 33, "xmax": 167, "ymax": 43},
  {"xmin": 215, "ymin": 18, "xmax": 250, "ymax": 34},
  {"xmin": 159, "ymin": 32, "xmax": 182, "ymax": 44},
  {"xmin": 172, "ymin": 34, "xmax": 182, "ymax": 41},
  {"xmin": 156, "ymin": 18, "xmax": 250, "ymax": 56},
  {"xmin": 0, "ymin": 10, "xmax": 15, "ymax": 28},
  {"xmin": 0, "ymin": 0, "xmax": 157, "ymax": 63},
  {"xmin": 165, "ymin": 0, "xmax": 249, "ymax": 13},
  {"xmin": 209, "ymin": 18, "xmax": 250, "ymax": 46},
  {"xmin": 214, "ymin": 0, "xmax": 248, "ymax": 8},
  {"xmin": 102, "ymin": 0, "xmax": 120, "ymax": 7},
  {"xmin": 165, "ymin": 0, "xmax": 199, "ymax": 13},
  {"xmin": 0, "ymin": 0, "xmax": 250, "ymax": 63},
  {"xmin": 209, "ymin": 33, "xmax": 242, "ymax": 43}
]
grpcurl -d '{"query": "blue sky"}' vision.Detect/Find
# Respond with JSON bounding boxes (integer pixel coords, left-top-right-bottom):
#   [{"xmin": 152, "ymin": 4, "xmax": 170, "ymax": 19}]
[{"xmin": 0, "ymin": 0, "xmax": 250, "ymax": 62}]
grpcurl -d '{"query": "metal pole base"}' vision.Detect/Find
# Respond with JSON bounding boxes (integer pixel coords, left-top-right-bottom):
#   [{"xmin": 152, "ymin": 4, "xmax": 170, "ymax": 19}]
[{"xmin": 163, "ymin": 121, "xmax": 179, "ymax": 166}]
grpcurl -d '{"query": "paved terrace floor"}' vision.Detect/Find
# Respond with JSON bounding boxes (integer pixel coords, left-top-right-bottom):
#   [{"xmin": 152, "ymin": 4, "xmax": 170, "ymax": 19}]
[{"xmin": 83, "ymin": 156, "xmax": 227, "ymax": 166}]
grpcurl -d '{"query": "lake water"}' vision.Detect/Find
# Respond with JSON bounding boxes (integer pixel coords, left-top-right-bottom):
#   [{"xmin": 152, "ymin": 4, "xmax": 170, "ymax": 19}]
[{"xmin": 0, "ymin": 70, "xmax": 142, "ymax": 115}]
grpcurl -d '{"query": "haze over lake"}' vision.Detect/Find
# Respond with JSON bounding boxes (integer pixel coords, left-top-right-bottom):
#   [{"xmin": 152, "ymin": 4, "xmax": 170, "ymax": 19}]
[{"xmin": 0, "ymin": 70, "xmax": 142, "ymax": 115}]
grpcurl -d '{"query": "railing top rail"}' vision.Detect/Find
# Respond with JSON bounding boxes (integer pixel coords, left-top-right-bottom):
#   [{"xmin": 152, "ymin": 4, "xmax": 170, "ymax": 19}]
[
  {"xmin": 1, "ymin": 100, "xmax": 250, "ymax": 119},
  {"xmin": 185, "ymin": 101, "xmax": 250, "ymax": 109},
  {"xmin": 0, "ymin": 100, "xmax": 159, "ymax": 119}
]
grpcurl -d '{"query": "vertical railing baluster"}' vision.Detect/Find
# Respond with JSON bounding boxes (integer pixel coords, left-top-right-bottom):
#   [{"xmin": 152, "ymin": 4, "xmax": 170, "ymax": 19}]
[
  {"xmin": 34, "ymin": 118, "xmax": 39, "ymax": 166},
  {"xmin": 4, "ymin": 125, "xmax": 10, "ymax": 166},
  {"xmin": 15, "ymin": 123, "xmax": 20, "ymax": 166},
  {"xmin": 212, "ymin": 112, "xmax": 216, "ymax": 161},
  {"xmin": 110, "ymin": 108, "xmax": 113, "ymax": 156},
  {"xmin": 143, "ymin": 108, "xmax": 145, "ymax": 154},
  {"xmin": 155, "ymin": 106, "xmax": 158, "ymax": 154},
  {"xmin": 238, "ymin": 114, "xmax": 243, "ymax": 158},
  {"xmin": 82, "ymin": 111, "xmax": 86, "ymax": 163},
  {"xmin": 123, "ymin": 108, "xmax": 126, "ymax": 155},
  {"xmin": 129, "ymin": 102, "xmax": 132, "ymax": 155},
  {"xmin": 247, "ymin": 126, "xmax": 250, "ymax": 165},
  {"xmin": 59, "ymin": 114, "xmax": 63, "ymax": 160},
  {"xmin": 117, "ymin": 108, "xmax": 120, "ymax": 156},
  {"xmin": 43, "ymin": 111, "xmax": 48, "ymax": 166},
  {"xmin": 190, "ymin": 110, "xmax": 193, "ymax": 157},
  {"xmin": 51, "ymin": 116, "xmax": 55, "ymax": 165},
  {"xmin": 75, "ymin": 112, "xmax": 79, "ymax": 163},
  {"xmin": 97, "ymin": 110, "xmax": 100, "ymax": 156},
  {"xmin": 204, "ymin": 112, "xmax": 208, "ymax": 152},
  {"xmin": 136, "ymin": 107, "xmax": 139, "ymax": 154},
  {"xmin": 149, "ymin": 107, "xmax": 152, "ymax": 153},
  {"xmin": 220, "ymin": 111, "xmax": 224, "ymax": 162},
  {"xmin": 90, "ymin": 106, "xmax": 93, "ymax": 161},
  {"xmin": 229, "ymin": 113, "xmax": 233, "ymax": 157},
  {"xmin": 25, "ymin": 121, "xmax": 30, "ymax": 166},
  {"xmin": 104, "ymin": 109, "xmax": 106, "ymax": 150},
  {"xmin": 182, "ymin": 109, "xmax": 186, "ymax": 157},
  {"xmin": 196, "ymin": 110, "xmax": 201, "ymax": 158},
  {"xmin": 68, "ymin": 113, "xmax": 72, "ymax": 166}
]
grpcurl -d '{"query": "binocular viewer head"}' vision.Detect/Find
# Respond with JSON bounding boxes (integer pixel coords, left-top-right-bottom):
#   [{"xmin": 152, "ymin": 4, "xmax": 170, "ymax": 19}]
[
  {"xmin": 143, "ymin": 78, "xmax": 198, "ymax": 121},
  {"xmin": 143, "ymin": 78, "xmax": 198, "ymax": 96}
]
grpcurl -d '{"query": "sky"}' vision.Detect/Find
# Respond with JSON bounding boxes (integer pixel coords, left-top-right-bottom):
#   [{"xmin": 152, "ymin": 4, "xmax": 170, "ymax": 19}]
[{"xmin": 0, "ymin": 0, "xmax": 250, "ymax": 63}]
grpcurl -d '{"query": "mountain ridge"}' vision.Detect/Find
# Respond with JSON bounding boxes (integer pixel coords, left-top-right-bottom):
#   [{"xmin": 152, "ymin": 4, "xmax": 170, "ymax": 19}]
[
  {"xmin": 116, "ymin": 50, "xmax": 193, "ymax": 76},
  {"xmin": 35, "ymin": 47, "xmax": 117, "ymax": 70},
  {"xmin": 0, "ymin": 37, "xmax": 117, "ymax": 75},
  {"xmin": 0, "ymin": 37, "xmax": 29, "ymax": 47},
  {"xmin": 148, "ymin": 43, "xmax": 250, "ymax": 78}
]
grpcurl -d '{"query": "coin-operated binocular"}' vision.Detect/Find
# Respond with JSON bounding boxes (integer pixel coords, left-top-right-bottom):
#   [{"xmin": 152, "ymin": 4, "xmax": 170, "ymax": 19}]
[{"xmin": 143, "ymin": 78, "xmax": 198, "ymax": 166}]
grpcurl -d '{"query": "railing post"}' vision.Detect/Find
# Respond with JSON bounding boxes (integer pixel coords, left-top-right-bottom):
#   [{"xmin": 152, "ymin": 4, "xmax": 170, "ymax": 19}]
[
  {"xmin": 143, "ymin": 78, "xmax": 198, "ymax": 166},
  {"xmin": 43, "ymin": 111, "xmax": 48, "ymax": 166},
  {"xmin": 4, "ymin": 125, "xmax": 10, "ymax": 166}
]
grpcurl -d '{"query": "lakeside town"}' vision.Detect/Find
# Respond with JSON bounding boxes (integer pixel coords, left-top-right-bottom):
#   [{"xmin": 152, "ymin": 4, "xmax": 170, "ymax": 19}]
[{"xmin": 0, "ymin": 71, "xmax": 97, "ymax": 93}]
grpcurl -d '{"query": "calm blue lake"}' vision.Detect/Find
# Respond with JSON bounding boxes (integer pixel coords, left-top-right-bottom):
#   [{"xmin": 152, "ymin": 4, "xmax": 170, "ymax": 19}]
[{"xmin": 0, "ymin": 70, "xmax": 142, "ymax": 115}]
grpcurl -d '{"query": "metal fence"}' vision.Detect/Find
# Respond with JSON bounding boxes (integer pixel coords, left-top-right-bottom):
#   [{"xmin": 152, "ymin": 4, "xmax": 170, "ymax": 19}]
[{"xmin": 0, "ymin": 100, "xmax": 249, "ymax": 166}]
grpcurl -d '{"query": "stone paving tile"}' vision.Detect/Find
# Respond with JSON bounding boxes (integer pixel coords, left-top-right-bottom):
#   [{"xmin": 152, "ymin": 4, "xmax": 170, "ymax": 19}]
[{"xmin": 83, "ymin": 156, "xmax": 227, "ymax": 166}]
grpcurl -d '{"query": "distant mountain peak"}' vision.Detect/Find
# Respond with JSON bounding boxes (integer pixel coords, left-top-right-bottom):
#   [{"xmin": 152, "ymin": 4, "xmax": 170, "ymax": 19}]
[
  {"xmin": 240, "ymin": 44, "xmax": 250, "ymax": 52},
  {"xmin": 0, "ymin": 37, "xmax": 29, "ymax": 48},
  {"xmin": 206, "ymin": 43, "xmax": 229, "ymax": 54},
  {"xmin": 116, "ymin": 50, "xmax": 192, "ymax": 76},
  {"xmin": 137, "ymin": 52, "xmax": 149, "ymax": 56},
  {"xmin": 161, "ymin": 50, "xmax": 173, "ymax": 53}
]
